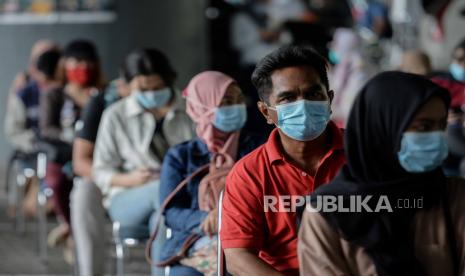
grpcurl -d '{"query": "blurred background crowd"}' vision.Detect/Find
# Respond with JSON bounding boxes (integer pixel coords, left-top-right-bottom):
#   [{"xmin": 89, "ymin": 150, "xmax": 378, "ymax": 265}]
[{"xmin": 1, "ymin": 0, "xmax": 465, "ymax": 275}]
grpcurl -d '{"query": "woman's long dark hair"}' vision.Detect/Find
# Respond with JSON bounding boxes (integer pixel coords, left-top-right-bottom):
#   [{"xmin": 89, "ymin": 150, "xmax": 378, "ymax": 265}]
[{"xmin": 123, "ymin": 48, "xmax": 177, "ymax": 86}]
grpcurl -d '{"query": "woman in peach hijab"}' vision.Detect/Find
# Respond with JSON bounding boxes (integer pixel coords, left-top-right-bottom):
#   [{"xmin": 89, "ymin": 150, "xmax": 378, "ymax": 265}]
[{"xmin": 158, "ymin": 71, "xmax": 265, "ymax": 275}]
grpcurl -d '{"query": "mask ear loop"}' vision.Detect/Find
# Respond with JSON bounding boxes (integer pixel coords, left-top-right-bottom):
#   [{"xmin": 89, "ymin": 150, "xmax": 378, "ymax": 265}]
[{"xmin": 266, "ymin": 104, "xmax": 277, "ymax": 111}]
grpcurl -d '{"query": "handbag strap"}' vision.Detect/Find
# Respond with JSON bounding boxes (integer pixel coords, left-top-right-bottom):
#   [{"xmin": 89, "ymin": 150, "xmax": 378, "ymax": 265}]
[
  {"xmin": 199, "ymin": 167, "xmax": 232, "ymax": 184},
  {"xmin": 145, "ymin": 163, "xmax": 210, "ymax": 266}
]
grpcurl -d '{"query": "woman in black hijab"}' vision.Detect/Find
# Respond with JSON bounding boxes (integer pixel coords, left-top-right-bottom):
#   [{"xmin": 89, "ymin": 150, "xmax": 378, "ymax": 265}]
[{"xmin": 298, "ymin": 71, "xmax": 465, "ymax": 276}]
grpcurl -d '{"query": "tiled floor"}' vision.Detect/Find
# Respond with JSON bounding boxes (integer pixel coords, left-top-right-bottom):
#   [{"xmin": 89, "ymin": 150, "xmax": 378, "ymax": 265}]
[
  {"xmin": 0, "ymin": 191, "xmax": 150, "ymax": 275},
  {"xmin": 0, "ymin": 196, "xmax": 73, "ymax": 275}
]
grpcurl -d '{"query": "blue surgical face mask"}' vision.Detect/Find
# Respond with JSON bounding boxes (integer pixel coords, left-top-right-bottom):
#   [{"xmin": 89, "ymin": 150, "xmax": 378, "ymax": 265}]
[
  {"xmin": 213, "ymin": 104, "xmax": 247, "ymax": 132},
  {"xmin": 397, "ymin": 131, "xmax": 448, "ymax": 173},
  {"xmin": 269, "ymin": 100, "xmax": 331, "ymax": 141},
  {"xmin": 328, "ymin": 50, "xmax": 340, "ymax": 65},
  {"xmin": 134, "ymin": 87, "xmax": 172, "ymax": 109},
  {"xmin": 449, "ymin": 62, "xmax": 465, "ymax": 82}
]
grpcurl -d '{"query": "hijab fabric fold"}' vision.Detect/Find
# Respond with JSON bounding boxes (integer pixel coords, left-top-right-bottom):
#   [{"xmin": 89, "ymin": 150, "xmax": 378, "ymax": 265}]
[
  {"xmin": 184, "ymin": 71, "xmax": 240, "ymax": 160},
  {"xmin": 311, "ymin": 71, "xmax": 451, "ymax": 276}
]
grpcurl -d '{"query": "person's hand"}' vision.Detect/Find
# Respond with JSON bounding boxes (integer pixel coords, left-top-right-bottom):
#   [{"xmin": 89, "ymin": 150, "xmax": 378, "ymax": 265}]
[
  {"xmin": 200, "ymin": 208, "xmax": 219, "ymax": 237},
  {"xmin": 126, "ymin": 168, "xmax": 152, "ymax": 187}
]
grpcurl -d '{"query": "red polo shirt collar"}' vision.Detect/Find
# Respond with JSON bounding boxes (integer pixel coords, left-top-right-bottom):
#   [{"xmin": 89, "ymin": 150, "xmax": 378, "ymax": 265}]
[{"xmin": 265, "ymin": 120, "xmax": 344, "ymax": 164}]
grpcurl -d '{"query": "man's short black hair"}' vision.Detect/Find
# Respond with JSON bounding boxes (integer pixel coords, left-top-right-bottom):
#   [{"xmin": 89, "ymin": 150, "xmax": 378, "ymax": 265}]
[
  {"xmin": 251, "ymin": 46, "xmax": 329, "ymax": 102},
  {"xmin": 37, "ymin": 49, "xmax": 61, "ymax": 80},
  {"xmin": 64, "ymin": 39, "xmax": 99, "ymax": 62}
]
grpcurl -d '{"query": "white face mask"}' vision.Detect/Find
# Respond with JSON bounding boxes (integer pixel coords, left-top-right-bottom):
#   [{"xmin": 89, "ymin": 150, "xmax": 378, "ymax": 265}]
[
  {"xmin": 268, "ymin": 99, "xmax": 331, "ymax": 141},
  {"xmin": 134, "ymin": 87, "xmax": 172, "ymax": 109}
]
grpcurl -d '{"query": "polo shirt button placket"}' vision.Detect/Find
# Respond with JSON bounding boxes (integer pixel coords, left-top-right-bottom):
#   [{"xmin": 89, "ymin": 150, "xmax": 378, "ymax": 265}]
[{"xmin": 301, "ymin": 171, "xmax": 307, "ymax": 177}]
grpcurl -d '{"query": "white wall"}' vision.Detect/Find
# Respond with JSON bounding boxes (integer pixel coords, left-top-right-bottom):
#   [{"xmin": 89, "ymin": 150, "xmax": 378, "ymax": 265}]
[{"xmin": 0, "ymin": 0, "xmax": 208, "ymax": 184}]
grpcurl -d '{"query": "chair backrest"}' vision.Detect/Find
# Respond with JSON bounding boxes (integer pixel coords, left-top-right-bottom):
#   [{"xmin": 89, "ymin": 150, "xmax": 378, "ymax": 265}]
[{"xmin": 217, "ymin": 190, "xmax": 226, "ymax": 276}]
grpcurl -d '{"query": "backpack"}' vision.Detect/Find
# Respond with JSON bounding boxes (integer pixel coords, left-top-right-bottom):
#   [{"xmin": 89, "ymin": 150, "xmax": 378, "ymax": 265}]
[{"xmin": 145, "ymin": 152, "xmax": 235, "ymax": 267}]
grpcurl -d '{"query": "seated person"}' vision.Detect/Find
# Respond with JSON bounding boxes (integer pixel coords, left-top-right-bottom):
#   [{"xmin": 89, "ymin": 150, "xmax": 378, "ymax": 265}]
[
  {"xmin": 220, "ymin": 46, "xmax": 346, "ymax": 275},
  {"xmin": 159, "ymin": 71, "xmax": 266, "ymax": 276},
  {"xmin": 7, "ymin": 40, "xmax": 58, "ymax": 97},
  {"xmin": 42, "ymin": 41, "xmax": 104, "ymax": 262},
  {"xmin": 357, "ymin": 0, "xmax": 391, "ymax": 38},
  {"xmin": 3, "ymin": 40, "xmax": 58, "ymax": 217},
  {"xmin": 432, "ymin": 38, "xmax": 465, "ymax": 176},
  {"xmin": 298, "ymin": 71, "xmax": 465, "ymax": 276},
  {"xmin": 329, "ymin": 28, "xmax": 377, "ymax": 127},
  {"xmin": 445, "ymin": 109, "xmax": 465, "ymax": 178},
  {"xmin": 38, "ymin": 48, "xmax": 68, "ymax": 143},
  {"xmin": 4, "ymin": 41, "xmax": 58, "ymax": 154},
  {"xmin": 71, "ymin": 74, "xmax": 130, "ymax": 276},
  {"xmin": 62, "ymin": 39, "xmax": 106, "ymax": 112},
  {"xmin": 431, "ymin": 38, "xmax": 465, "ymax": 110},
  {"xmin": 92, "ymin": 48, "xmax": 195, "ymax": 276}
]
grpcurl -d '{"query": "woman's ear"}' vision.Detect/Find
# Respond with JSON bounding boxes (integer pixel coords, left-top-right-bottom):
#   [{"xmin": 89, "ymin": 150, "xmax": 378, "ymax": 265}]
[{"xmin": 257, "ymin": 101, "xmax": 274, "ymax": 124}]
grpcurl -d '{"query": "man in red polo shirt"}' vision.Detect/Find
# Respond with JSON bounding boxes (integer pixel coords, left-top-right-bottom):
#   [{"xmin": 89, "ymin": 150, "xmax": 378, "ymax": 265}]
[{"xmin": 220, "ymin": 46, "xmax": 346, "ymax": 275}]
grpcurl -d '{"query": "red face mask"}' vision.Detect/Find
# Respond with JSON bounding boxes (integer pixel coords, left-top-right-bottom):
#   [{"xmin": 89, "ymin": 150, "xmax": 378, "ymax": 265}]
[{"xmin": 66, "ymin": 67, "xmax": 94, "ymax": 87}]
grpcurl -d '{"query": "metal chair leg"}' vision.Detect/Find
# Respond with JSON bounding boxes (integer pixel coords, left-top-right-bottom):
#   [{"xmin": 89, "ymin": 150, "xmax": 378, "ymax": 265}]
[
  {"xmin": 15, "ymin": 167, "xmax": 36, "ymax": 235},
  {"xmin": 72, "ymin": 244, "xmax": 80, "ymax": 276},
  {"xmin": 36, "ymin": 152, "xmax": 48, "ymax": 262},
  {"xmin": 113, "ymin": 221, "xmax": 125, "ymax": 276},
  {"xmin": 116, "ymin": 242, "xmax": 125, "ymax": 276},
  {"xmin": 9, "ymin": 171, "xmax": 18, "ymax": 230},
  {"xmin": 218, "ymin": 190, "xmax": 225, "ymax": 276},
  {"xmin": 7, "ymin": 157, "xmax": 19, "ymax": 230},
  {"xmin": 164, "ymin": 229, "xmax": 172, "ymax": 276},
  {"xmin": 5, "ymin": 153, "xmax": 17, "ymax": 195},
  {"xmin": 15, "ymin": 173, "xmax": 27, "ymax": 234},
  {"xmin": 37, "ymin": 187, "xmax": 48, "ymax": 262}
]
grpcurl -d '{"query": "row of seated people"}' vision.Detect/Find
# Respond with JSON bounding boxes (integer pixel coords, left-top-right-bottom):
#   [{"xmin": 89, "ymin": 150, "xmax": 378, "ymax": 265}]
[
  {"xmin": 3, "ymin": 39, "xmax": 265, "ymax": 275},
  {"xmin": 4, "ymin": 39, "xmax": 107, "ymax": 263},
  {"xmin": 5, "ymin": 41, "xmax": 465, "ymax": 276}
]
